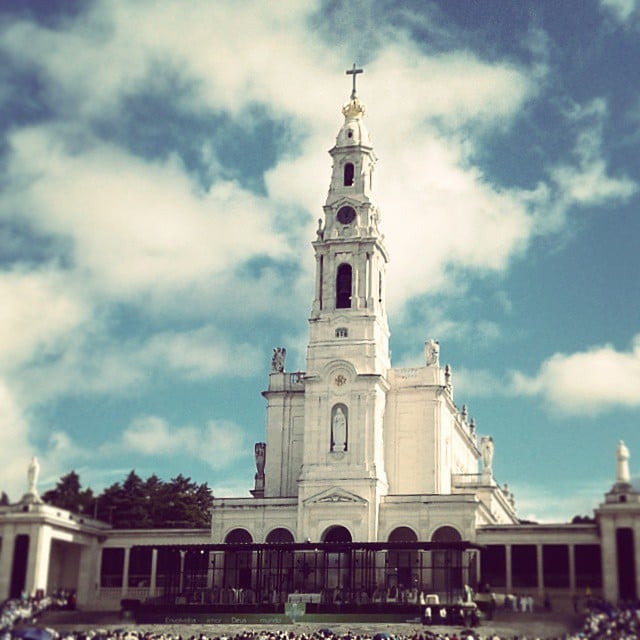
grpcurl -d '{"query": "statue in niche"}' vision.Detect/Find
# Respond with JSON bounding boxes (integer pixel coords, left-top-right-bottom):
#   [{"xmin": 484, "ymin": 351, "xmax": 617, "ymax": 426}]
[
  {"xmin": 424, "ymin": 339, "xmax": 440, "ymax": 366},
  {"xmin": 271, "ymin": 347, "xmax": 286, "ymax": 373},
  {"xmin": 331, "ymin": 406, "xmax": 348, "ymax": 452},
  {"xmin": 480, "ymin": 436, "xmax": 494, "ymax": 475},
  {"xmin": 255, "ymin": 442, "xmax": 266, "ymax": 477},
  {"xmin": 617, "ymin": 440, "xmax": 630, "ymax": 484}
]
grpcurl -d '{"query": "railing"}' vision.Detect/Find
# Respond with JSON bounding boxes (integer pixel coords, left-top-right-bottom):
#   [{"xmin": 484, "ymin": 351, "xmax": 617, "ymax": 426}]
[{"xmin": 452, "ymin": 473, "xmax": 485, "ymax": 486}]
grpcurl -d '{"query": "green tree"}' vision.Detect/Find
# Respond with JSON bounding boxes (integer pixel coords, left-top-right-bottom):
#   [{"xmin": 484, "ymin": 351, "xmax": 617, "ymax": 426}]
[
  {"xmin": 42, "ymin": 471, "xmax": 94, "ymax": 514},
  {"xmin": 45, "ymin": 469, "xmax": 214, "ymax": 528}
]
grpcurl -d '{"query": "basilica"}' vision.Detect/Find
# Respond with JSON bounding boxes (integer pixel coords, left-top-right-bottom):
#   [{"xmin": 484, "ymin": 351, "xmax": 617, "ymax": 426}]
[{"xmin": 0, "ymin": 71, "xmax": 638, "ymax": 621}]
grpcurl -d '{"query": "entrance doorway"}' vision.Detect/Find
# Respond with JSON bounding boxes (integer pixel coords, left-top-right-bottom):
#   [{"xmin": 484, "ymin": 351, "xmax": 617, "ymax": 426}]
[
  {"xmin": 387, "ymin": 527, "xmax": 418, "ymax": 590},
  {"xmin": 322, "ymin": 526, "xmax": 352, "ymax": 592},
  {"xmin": 10, "ymin": 535, "xmax": 29, "ymax": 599},
  {"xmin": 616, "ymin": 527, "xmax": 637, "ymax": 601}
]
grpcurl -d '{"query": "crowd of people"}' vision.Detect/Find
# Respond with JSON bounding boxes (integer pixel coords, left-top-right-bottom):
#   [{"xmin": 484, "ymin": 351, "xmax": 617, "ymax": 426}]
[
  {"xmin": 578, "ymin": 600, "xmax": 640, "ymax": 639},
  {"xmin": 3, "ymin": 594, "xmax": 640, "ymax": 640}
]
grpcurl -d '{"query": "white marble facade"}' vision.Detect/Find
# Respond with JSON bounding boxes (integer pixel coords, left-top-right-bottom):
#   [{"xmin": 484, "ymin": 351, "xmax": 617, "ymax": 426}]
[{"xmin": 210, "ymin": 87, "xmax": 518, "ymax": 546}]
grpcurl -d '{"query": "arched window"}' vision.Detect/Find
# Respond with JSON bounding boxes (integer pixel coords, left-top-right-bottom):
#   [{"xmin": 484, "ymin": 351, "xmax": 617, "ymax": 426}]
[
  {"xmin": 344, "ymin": 162, "xmax": 354, "ymax": 186},
  {"xmin": 225, "ymin": 528, "xmax": 253, "ymax": 543},
  {"xmin": 389, "ymin": 527, "xmax": 418, "ymax": 543},
  {"xmin": 431, "ymin": 526, "xmax": 461, "ymax": 543},
  {"xmin": 336, "ymin": 264, "xmax": 352, "ymax": 309},
  {"xmin": 322, "ymin": 525, "xmax": 352, "ymax": 543},
  {"xmin": 266, "ymin": 528, "xmax": 294, "ymax": 543}
]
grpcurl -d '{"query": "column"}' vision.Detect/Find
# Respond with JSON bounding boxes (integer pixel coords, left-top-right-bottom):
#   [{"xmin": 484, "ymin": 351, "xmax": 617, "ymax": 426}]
[
  {"xmin": 536, "ymin": 544, "xmax": 544, "ymax": 597},
  {"xmin": 122, "ymin": 547, "xmax": 131, "ymax": 597},
  {"xmin": 0, "ymin": 529, "xmax": 16, "ymax": 600},
  {"xmin": 314, "ymin": 255, "xmax": 322, "ymax": 313},
  {"xmin": 634, "ymin": 524, "xmax": 640, "ymax": 600},
  {"xmin": 568, "ymin": 544, "xmax": 576, "ymax": 593},
  {"xmin": 207, "ymin": 551, "xmax": 215, "ymax": 590},
  {"xmin": 505, "ymin": 544, "xmax": 512, "ymax": 593},
  {"xmin": 179, "ymin": 550, "xmax": 186, "ymax": 593},
  {"xmin": 599, "ymin": 519, "xmax": 618, "ymax": 602},
  {"xmin": 149, "ymin": 548, "xmax": 158, "ymax": 597},
  {"xmin": 30, "ymin": 526, "xmax": 52, "ymax": 596},
  {"xmin": 76, "ymin": 540, "xmax": 99, "ymax": 608},
  {"xmin": 95, "ymin": 545, "xmax": 103, "ymax": 598}
]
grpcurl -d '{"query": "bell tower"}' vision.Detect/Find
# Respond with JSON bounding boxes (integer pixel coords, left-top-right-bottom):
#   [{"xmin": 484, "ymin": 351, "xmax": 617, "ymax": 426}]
[{"xmin": 298, "ymin": 66, "xmax": 390, "ymax": 542}]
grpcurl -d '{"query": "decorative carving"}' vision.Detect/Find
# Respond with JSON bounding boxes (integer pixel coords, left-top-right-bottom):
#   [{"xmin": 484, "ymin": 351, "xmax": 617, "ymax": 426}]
[
  {"xmin": 331, "ymin": 405, "xmax": 348, "ymax": 452},
  {"xmin": 271, "ymin": 347, "xmax": 286, "ymax": 373},
  {"xmin": 334, "ymin": 374, "xmax": 347, "ymax": 387},
  {"xmin": 318, "ymin": 494, "xmax": 358, "ymax": 503},
  {"xmin": 425, "ymin": 339, "xmax": 440, "ymax": 366},
  {"xmin": 306, "ymin": 487, "xmax": 367, "ymax": 504}
]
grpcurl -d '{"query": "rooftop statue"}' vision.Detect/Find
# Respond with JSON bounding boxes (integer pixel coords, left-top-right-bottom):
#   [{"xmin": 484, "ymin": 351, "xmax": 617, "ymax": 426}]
[{"xmin": 616, "ymin": 440, "xmax": 631, "ymax": 485}]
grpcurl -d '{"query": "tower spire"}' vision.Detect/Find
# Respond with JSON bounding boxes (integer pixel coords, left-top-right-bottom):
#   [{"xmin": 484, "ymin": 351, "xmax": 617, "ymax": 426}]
[{"xmin": 346, "ymin": 63, "xmax": 363, "ymax": 99}]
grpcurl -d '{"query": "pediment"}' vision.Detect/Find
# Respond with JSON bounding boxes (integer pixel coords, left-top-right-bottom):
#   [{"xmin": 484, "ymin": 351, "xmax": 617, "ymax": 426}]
[{"xmin": 304, "ymin": 486, "xmax": 367, "ymax": 505}]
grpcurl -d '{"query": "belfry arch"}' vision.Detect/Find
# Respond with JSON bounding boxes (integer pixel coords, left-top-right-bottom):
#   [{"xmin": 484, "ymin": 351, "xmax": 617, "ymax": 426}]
[
  {"xmin": 344, "ymin": 162, "xmax": 354, "ymax": 186},
  {"xmin": 335, "ymin": 263, "xmax": 352, "ymax": 309}
]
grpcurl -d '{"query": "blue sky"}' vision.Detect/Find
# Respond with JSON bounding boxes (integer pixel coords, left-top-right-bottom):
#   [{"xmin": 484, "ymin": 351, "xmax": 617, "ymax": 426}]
[{"xmin": 1, "ymin": 0, "xmax": 639, "ymax": 523}]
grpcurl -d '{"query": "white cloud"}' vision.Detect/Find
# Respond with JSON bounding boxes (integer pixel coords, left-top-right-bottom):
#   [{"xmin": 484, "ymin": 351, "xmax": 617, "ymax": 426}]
[
  {"xmin": 600, "ymin": 0, "xmax": 638, "ymax": 23},
  {"xmin": 13, "ymin": 324, "xmax": 264, "ymax": 409},
  {"xmin": 549, "ymin": 98, "xmax": 638, "ymax": 212},
  {"xmin": 140, "ymin": 327, "xmax": 262, "ymax": 380},
  {"xmin": 454, "ymin": 368, "xmax": 507, "ymax": 399},
  {"xmin": 0, "ymin": 1, "xmax": 334, "ymax": 122},
  {"xmin": 121, "ymin": 415, "xmax": 248, "ymax": 469},
  {"xmin": 513, "ymin": 478, "xmax": 609, "ymax": 523},
  {"xmin": 0, "ymin": 268, "xmax": 90, "ymax": 370},
  {"xmin": 512, "ymin": 335, "xmax": 640, "ymax": 414},
  {"xmin": 2, "ymin": 126, "xmax": 288, "ymax": 299}
]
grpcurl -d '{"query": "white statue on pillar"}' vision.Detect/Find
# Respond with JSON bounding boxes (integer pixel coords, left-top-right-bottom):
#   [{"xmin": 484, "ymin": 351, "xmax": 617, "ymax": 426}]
[
  {"xmin": 616, "ymin": 440, "xmax": 630, "ymax": 485},
  {"xmin": 22, "ymin": 456, "xmax": 43, "ymax": 505},
  {"xmin": 480, "ymin": 436, "xmax": 494, "ymax": 479},
  {"xmin": 425, "ymin": 339, "xmax": 440, "ymax": 367}
]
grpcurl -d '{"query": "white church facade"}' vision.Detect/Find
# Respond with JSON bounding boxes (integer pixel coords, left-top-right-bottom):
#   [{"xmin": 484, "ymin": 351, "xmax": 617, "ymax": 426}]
[
  {"xmin": 0, "ymin": 71, "xmax": 639, "ymax": 618},
  {"xmin": 210, "ymin": 75, "xmax": 516, "ymax": 549}
]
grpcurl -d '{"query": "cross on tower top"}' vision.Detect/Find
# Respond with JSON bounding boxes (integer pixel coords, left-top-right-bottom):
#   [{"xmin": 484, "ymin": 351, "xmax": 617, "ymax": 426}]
[{"xmin": 346, "ymin": 63, "xmax": 363, "ymax": 99}]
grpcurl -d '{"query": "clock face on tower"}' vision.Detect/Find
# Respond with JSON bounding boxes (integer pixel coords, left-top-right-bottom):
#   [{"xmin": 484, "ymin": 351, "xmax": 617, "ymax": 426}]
[{"xmin": 336, "ymin": 205, "xmax": 356, "ymax": 224}]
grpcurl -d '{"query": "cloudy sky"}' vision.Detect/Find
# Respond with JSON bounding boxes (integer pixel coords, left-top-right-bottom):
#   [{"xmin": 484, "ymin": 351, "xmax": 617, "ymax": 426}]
[{"xmin": 1, "ymin": 0, "xmax": 639, "ymax": 523}]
